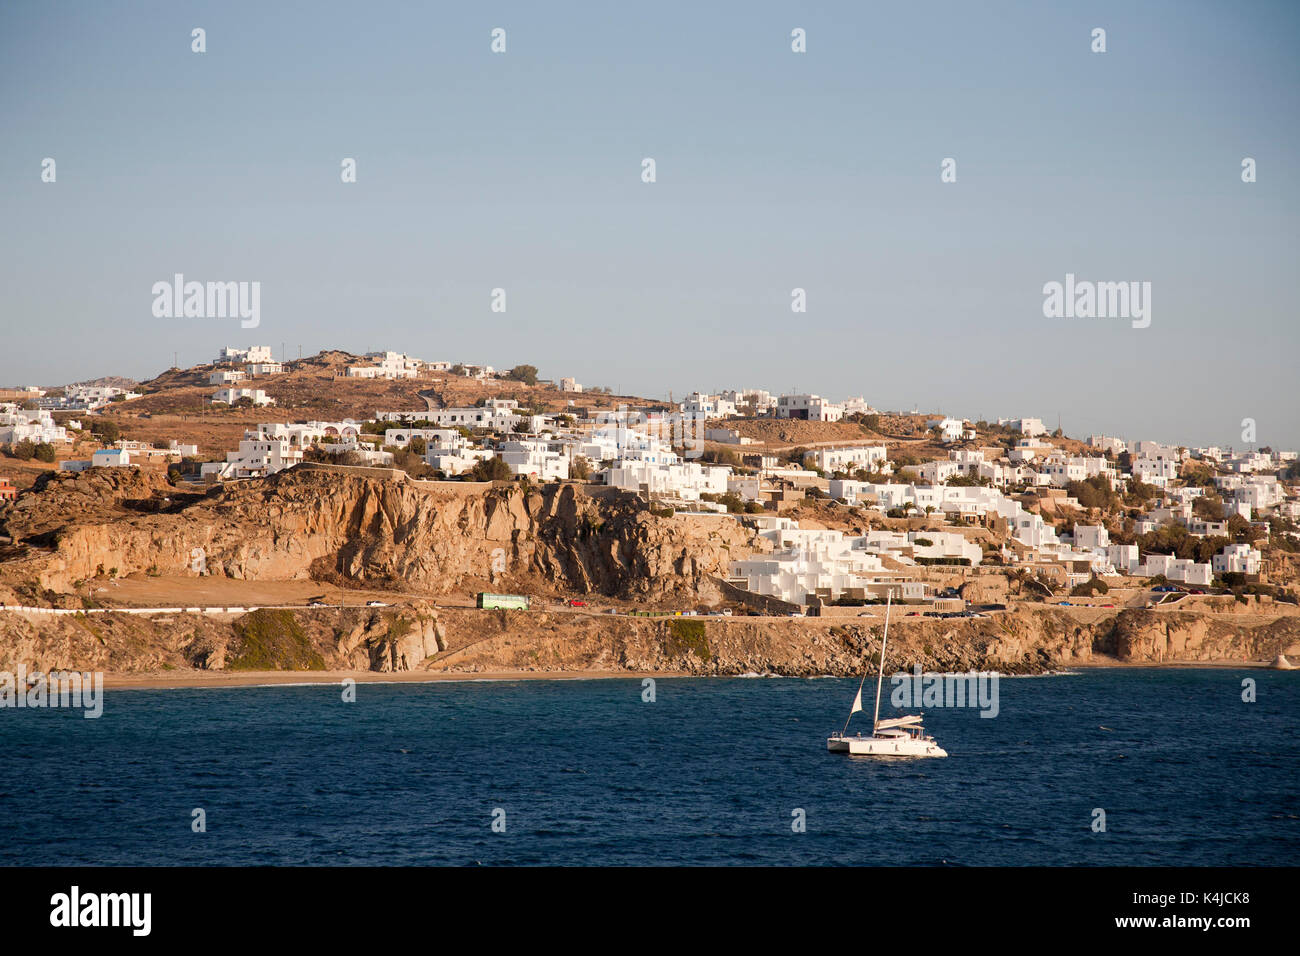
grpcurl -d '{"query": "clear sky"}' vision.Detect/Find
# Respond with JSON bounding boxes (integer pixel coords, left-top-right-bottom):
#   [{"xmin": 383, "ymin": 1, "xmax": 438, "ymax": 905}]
[{"xmin": 2, "ymin": 1, "xmax": 1297, "ymax": 450}]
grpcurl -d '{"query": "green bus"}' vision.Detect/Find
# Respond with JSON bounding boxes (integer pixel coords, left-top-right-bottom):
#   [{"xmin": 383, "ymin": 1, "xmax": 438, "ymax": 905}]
[{"xmin": 476, "ymin": 592, "xmax": 530, "ymax": 610}]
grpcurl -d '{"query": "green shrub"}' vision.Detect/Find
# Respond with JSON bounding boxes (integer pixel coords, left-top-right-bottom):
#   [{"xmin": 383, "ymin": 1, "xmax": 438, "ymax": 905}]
[{"xmin": 227, "ymin": 609, "xmax": 325, "ymax": 670}]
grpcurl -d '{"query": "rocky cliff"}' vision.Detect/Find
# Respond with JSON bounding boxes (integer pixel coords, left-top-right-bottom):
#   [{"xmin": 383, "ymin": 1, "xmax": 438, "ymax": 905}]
[
  {"xmin": 3, "ymin": 603, "xmax": 1297, "ymax": 677},
  {"xmin": 0, "ymin": 467, "xmax": 759, "ymax": 602},
  {"xmin": 2, "ymin": 468, "xmax": 1298, "ymax": 677}
]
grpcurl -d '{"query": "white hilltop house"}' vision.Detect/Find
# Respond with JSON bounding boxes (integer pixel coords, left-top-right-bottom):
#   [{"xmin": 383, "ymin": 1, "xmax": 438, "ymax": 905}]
[
  {"xmin": 999, "ymin": 417, "xmax": 1047, "ymax": 437},
  {"xmin": 218, "ymin": 346, "xmax": 274, "ymax": 365},
  {"xmin": 212, "ymin": 387, "xmax": 274, "ymax": 407},
  {"xmin": 1087, "ymin": 435, "xmax": 1127, "ymax": 455},
  {"xmin": 681, "ymin": 392, "xmax": 737, "ymax": 418},
  {"xmin": 927, "ymin": 417, "xmax": 969, "ymax": 443},
  {"xmin": 775, "ymin": 394, "xmax": 843, "ymax": 422},
  {"xmin": 347, "ymin": 352, "xmax": 422, "ymax": 379}
]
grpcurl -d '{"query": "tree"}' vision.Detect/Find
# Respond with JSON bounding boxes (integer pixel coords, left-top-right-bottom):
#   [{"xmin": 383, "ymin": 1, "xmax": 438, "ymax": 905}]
[
  {"xmin": 1067, "ymin": 476, "xmax": 1119, "ymax": 511},
  {"xmin": 90, "ymin": 419, "xmax": 120, "ymax": 444},
  {"xmin": 468, "ymin": 456, "xmax": 512, "ymax": 482},
  {"xmin": 507, "ymin": 365, "xmax": 539, "ymax": 386},
  {"xmin": 409, "ymin": 437, "xmax": 427, "ymax": 456},
  {"xmin": 571, "ymin": 456, "xmax": 591, "ymax": 480},
  {"xmin": 12, "ymin": 440, "xmax": 36, "ymax": 460},
  {"xmin": 1192, "ymin": 495, "xmax": 1224, "ymax": 522},
  {"xmin": 34, "ymin": 443, "xmax": 56, "ymax": 463}
]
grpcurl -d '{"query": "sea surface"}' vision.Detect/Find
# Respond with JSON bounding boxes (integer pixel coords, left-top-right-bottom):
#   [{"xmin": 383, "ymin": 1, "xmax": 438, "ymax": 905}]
[{"xmin": 1, "ymin": 668, "xmax": 1296, "ymax": 865}]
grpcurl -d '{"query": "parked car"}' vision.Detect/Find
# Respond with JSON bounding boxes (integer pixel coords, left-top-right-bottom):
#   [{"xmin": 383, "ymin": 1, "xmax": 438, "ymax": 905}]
[
  {"xmin": 567, "ymin": 599, "xmax": 587, "ymax": 607},
  {"xmin": 366, "ymin": 600, "xmax": 387, "ymax": 607}
]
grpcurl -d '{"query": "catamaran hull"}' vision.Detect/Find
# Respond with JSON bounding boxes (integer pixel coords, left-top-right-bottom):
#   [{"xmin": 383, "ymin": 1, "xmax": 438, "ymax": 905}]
[{"xmin": 827, "ymin": 736, "xmax": 948, "ymax": 758}]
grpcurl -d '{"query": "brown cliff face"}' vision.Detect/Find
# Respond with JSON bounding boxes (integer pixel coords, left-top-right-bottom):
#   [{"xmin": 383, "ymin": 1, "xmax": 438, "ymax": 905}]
[
  {"xmin": 3, "ymin": 469, "xmax": 1298, "ymax": 676},
  {"xmin": 3, "ymin": 600, "xmax": 1298, "ymax": 677},
  {"xmin": 0, "ymin": 467, "xmax": 758, "ymax": 601}
]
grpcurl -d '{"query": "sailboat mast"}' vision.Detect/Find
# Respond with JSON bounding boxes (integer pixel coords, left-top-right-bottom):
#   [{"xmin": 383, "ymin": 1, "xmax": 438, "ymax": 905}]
[{"xmin": 872, "ymin": 592, "xmax": 892, "ymax": 732}]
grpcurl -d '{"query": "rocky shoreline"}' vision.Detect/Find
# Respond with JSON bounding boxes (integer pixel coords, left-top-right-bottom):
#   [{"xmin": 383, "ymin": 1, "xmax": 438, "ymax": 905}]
[{"xmin": 3, "ymin": 602, "xmax": 1298, "ymax": 682}]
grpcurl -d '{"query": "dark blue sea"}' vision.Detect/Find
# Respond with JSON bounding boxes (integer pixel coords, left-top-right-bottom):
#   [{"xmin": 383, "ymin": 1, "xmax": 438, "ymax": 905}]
[{"xmin": 1, "ymin": 669, "xmax": 1296, "ymax": 865}]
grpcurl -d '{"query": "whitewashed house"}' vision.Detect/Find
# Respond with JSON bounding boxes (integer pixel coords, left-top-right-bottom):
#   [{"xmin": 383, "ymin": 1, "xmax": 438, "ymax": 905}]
[
  {"xmin": 1213, "ymin": 544, "xmax": 1261, "ymax": 575},
  {"xmin": 212, "ymin": 388, "xmax": 274, "ymax": 407}
]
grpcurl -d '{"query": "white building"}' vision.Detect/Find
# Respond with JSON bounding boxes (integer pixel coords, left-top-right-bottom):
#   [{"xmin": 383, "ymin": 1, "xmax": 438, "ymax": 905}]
[
  {"xmin": 92, "ymin": 449, "xmax": 133, "ymax": 468},
  {"xmin": 212, "ymin": 388, "xmax": 274, "ymax": 407},
  {"xmin": 0, "ymin": 404, "xmax": 70, "ymax": 445},
  {"xmin": 1074, "ymin": 525, "xmax": 1110, "ymax": 550},
  {"xmin": 209, "ymin": 370, "xmax": 247, "ymax": 385},
  {"xmin": 603, "ymin": 460, "xmax": 730, "ymax": 502},
  {"xmin": 1213, "ymin": 543, "xmax": 1261, "ymax": 576},
  {"xmin": 1107, "ymin": 544, "xmax": 1140, "ymax": 574},
  {"xmin": 1000, "ymin": 417, "xmax": 1046, "ymax": 437},
  {"xmin": 1139, "ymin": 554, "xmax": 1212, "ymax": 586},
  {"xmin": 804, "ymin": 445, "xmax": 888, "ymax": 474},
  {"xmin": 705, "ymin": 427, "xmax": 755, "ymax": 445},
  {"xmin": 1087, "ymin": 435, "xmax": 1127, "ymax": 455},
  {"xmin": 1132, "ymin": 457, "xmax": 1179, "ymax": 487},
  {"xmin": 497, "ymin": 439, "xmax": 570, "ymax": 481},
  {"xmin": 927, "ymin": 418, "xmax": 967, "ymax": 443},
  {"xmin": 218, "ymin": 346, "xmax": 274, "ymax": 365},
  {"xmin": 681, "ymin": 392, "xmax": 737, "ymax": 419},
  {"xmin": 428, "ymin": 401, "xmax": 523, "ymax": 432},
  {"xmin": 1042, "ymin": 454, "xmax": 1116, "ymax": 488},
  {"xmin": 919, "ymin": 460, "xmax": 961, "ymax": 484},
  {"xmin": 775, "ymin": 394, "xmax": 843, "ymax": 422},
  {"xmin": 202, "ymin": 436, "xmax": 302, "ymax": 480}
]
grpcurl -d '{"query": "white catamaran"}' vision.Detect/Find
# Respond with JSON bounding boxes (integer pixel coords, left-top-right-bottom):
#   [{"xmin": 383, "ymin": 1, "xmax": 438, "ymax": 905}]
[{"xmin": 827, "ymin": 593, "xmax": 948, "ymax": 758}]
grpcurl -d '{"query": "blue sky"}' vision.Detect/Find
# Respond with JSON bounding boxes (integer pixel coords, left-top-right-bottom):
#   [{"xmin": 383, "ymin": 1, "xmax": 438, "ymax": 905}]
[{"xmin": 2, "ymin": 1, "xmax": 1297, "ymax": 449}]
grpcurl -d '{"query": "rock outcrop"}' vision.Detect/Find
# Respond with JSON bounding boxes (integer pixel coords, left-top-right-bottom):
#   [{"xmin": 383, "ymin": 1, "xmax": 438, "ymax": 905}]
[{"xmin": 0, "ymin": 468, "xmax": 759, "ymax": 602}]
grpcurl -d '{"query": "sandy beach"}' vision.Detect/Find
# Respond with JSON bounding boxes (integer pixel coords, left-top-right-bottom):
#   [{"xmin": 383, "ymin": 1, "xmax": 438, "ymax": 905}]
[
  {"xmin": 102, "ymin": 668, "xmax": 693, "ymax": 690},
  {"xmin": 95, "ymin": 660, "xmax": 1286, "ymax": 690}
]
